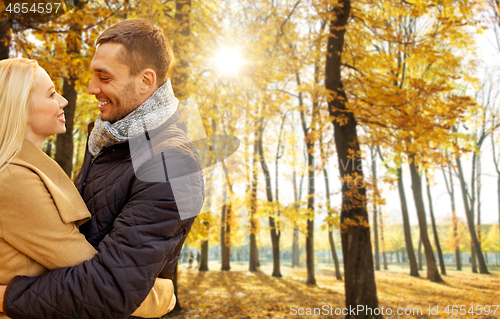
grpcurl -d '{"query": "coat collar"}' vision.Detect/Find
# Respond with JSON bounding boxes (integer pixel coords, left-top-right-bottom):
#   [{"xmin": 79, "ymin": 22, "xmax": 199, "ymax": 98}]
[{"xmin": 10, "ymin": 139, "xmax": 91, "ymax": 226}]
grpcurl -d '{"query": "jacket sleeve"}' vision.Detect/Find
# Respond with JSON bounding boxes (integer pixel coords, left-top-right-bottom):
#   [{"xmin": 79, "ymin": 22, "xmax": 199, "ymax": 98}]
[{"xmin": 4, "ymin": 150, "xmax": 203, "ymax": 319}]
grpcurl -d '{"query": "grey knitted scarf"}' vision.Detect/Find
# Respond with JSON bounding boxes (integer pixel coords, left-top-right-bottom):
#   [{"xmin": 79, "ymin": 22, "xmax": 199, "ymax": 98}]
[{"xmin": 88, "ymin": 79, "xmax": 178, "ymax": 157}]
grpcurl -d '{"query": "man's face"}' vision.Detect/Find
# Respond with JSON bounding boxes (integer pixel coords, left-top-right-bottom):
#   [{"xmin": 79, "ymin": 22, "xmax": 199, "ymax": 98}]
[{"xmin": 88, "ymin": 43, "xmax": 141, "ymax": 123}]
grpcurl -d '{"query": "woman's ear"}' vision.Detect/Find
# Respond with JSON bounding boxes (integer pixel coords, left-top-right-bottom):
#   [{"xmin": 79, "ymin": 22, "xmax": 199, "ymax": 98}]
[{"xmin": 139, "ymin": 69, "xmax": 157, "ymax": 95}]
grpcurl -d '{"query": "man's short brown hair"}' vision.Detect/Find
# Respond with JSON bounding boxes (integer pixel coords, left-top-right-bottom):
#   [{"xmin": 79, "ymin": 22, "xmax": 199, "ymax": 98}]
[{"xmin": 96, "ymin": 19, "xmax": 174, "ymax": 85}]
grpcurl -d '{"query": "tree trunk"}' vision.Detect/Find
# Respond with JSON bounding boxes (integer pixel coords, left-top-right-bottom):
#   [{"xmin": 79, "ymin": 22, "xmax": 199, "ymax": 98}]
[
  {"xmin": 256, "ymin": 246, "xmax": 260, "ymax": 268},
  {"xmin": 418, "ymin": 237, "xmax": 423, "ymax": 270},
  {"xmin": 296, "ymin": 55, "xmax": 320, "ymax": 286},
  {"xmin": 56, "ymin": 21, "xmax": 81, "ymax": 177},
  {"xmin": 325, "ymin": 0, "xmax": 379, "ymax": 315},
  {"xmin": 56, "ymin": 78, "xmax": 77, "ymax": 177},
  {"xmin": 269, "ymin": 217, "xmax": 281, "ymax": 277},
  {"xmin": 408, "ymin": 157, "xmax": 443, "ymax": 283},
  {"xmin": 477, "ymin": 159, "xmax": 482, "ymax": 270},
  {"xmin": 299, "ymin": 16, "xmax": 326, "ymax": 285},
  {"xmin": 470, "ymin": 153, "xmax": 478, "ymax": 274},
  {"xmin": 249, "ymin": 132, "xmax": 259, "ymax": 272},
  {"xmin": 397, "ymin": 168, "xmax": 420, "ymax": 277},
  {"xmin": 0, "ymin": 18, "xmax": 11, "ymax": 60},
  {"xmin": 378, "ymin": 146, "xmax": 418, "ymax": 275},
  {"xmin": 370, "ymin": 147, "xmax": 380, "ymax": 271},
  {"xmin": 379, "ymin": 206, "xmax": 388, "ymax": 270},
  {"xmin": 249, "ymin": 231, "xmax": 258, "ymax": 271},
  {"xmin": 226, "ymin": 205, "xmax": 231, "ymax": 269},
  {"xmin": 452, "ymin": 209, "xmax": 462, "ymax": 271},
  {"xmin": 198, "ymin": 161, "xmax": 214, "ymax": 273},
  {"xmin": 498, "ymin": 176, "xmax": 500, "ymax": 247},
  {"xmin": 172, "ymin": 263, "xmax": 181, "ymax": 311},
  {"xmin": 471, "ymin": 244, "xmax": 477, "ymax": 272},
  {"xmin": 292, "ymin": 170, "xmax": 302, "ymax": 268},
  {"xmin": 492, "ymin": 134, "xmax": 500, "ymax": 247},
  {"xmin": 292, "ymin": 226, "xmax": 299, "ymax": 268},
  {"xmin": 425, "ymin": 172, "xmax": 446, "ymax": 275},
  {"xmin": 324, "ymin": 168, "xmax": 342, "ymax": 280},
  {"xmin": 304, "ymin": 147, "xmax": 315, "ymax": 284},
  {"xmin": 456, "ymin": 156, "xmax": 489, "ymax": 274},
  {"xmin": 199, "ymin": 238, "xmax": 209, "ymax": 271},
  {"xmin": 451, "ymin": 216, "xmax": 462, "ymax": 270},
  {"xmin": 221, "ymin": 203, "xmax": 231, "ymax": 271},
  {"xmin": 219, "ymin": 150, "xmax": 232, "ymax": 270},
  {"xmin": 221, "ymin": 204, "xmax": 226, "ymax": 269},
  {"xmin": 373, "ymin": 204, "xmax": 380, "ymax": 271},
  {"xmin": 443, "ymin": 163, "xmax": 461, "ymax": 271},
  {"xmin": 273, "ymin": 115, "xmax": 286, "ymax": 276},
  {"xmin": 454, "ymin": 231, "xmax": 462, "ymax": 270},
  {"xmin": 55, "ymin": 13, "xmax": 86, "ymax": 177},
  {"xmin": 296, "ymin": 70, "xmax": 316, "ymax": 284},
  {"xmin": 44, "ymin": 138, "xmax": 54, "ymax": 157},
  {"xmin": 256, "ymin": 120, "xmax": 282, "ymax": 277},
  {"xmin": 171, "ymin": 0, "xmax": 191, "ymax": 100}
]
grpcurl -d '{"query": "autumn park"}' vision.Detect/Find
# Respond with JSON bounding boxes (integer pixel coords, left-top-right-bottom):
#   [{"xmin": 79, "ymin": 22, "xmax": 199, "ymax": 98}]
[{"xmin": 2, "ymin": 0, "xmax": 500, "ymax": 317}]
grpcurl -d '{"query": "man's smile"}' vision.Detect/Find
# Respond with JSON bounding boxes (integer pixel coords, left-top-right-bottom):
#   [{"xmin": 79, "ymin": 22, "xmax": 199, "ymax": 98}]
[{"xmin": 98, "ymin": 100, "xmax": 111, "ymax": 111}]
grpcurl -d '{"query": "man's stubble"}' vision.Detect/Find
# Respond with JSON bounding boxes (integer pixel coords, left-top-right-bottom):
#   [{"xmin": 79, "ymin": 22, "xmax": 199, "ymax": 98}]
[{"xmin": 106, "ymin": 80, "xmax": 141, "ymax": 124}]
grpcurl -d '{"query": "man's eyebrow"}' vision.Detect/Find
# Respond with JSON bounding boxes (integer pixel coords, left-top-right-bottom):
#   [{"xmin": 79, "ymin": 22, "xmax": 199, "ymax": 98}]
[{"xmin": 94, "ymin": 67, "xmax": 113, "ymax": 75}]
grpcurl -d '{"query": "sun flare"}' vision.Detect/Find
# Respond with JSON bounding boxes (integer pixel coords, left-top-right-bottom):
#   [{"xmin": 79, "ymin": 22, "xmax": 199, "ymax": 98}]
[{"xmin": 213, "ymin": 47, "xmax": 245, "ymax": 77}]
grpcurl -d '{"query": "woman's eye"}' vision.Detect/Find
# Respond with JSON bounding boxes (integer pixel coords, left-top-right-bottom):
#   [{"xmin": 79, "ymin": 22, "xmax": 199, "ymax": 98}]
[{"xmin": 50, "ymin": 92, "xmax": 56, "ymax": 98}]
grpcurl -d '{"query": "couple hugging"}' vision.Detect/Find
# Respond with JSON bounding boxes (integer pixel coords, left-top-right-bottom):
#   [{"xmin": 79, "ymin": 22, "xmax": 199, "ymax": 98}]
[{"xmin": 0, "ymin": 18, "xmax": 204, "ymax": 319}]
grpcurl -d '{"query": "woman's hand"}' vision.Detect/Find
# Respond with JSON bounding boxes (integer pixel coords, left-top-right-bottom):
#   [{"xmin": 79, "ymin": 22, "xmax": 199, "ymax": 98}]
[
  {"xmin": 0, "ymin": 284, "xmax": 6, "ymax": 312},
  {"xmin": 131, "ymin": 278, "xmax": 175, "ymax": 318}
]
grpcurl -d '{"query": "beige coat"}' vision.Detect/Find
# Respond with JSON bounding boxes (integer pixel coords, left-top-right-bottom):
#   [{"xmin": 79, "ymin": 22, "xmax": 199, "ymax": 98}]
[{"xmin": 0, "ymin": 140, "xmax": 174, "ymax": 318}]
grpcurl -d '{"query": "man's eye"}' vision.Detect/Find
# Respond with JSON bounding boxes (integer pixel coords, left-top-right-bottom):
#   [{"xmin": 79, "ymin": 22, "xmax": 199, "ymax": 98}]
[{"xmin": 100, "ymin": 77, "xmax": 110, "ymax": 82}]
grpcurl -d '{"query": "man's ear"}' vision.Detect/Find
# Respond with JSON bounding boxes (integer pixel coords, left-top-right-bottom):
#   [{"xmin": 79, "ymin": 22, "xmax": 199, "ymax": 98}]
[{"xmin": 139, "ymin": 69, "xmax": 157, "ymax": 95}]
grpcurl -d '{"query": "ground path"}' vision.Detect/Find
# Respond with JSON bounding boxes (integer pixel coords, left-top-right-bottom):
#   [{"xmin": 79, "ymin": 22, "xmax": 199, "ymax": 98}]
[{"xmin": 165, "ymin": 263, "xmax": 500, "ymax": 318}]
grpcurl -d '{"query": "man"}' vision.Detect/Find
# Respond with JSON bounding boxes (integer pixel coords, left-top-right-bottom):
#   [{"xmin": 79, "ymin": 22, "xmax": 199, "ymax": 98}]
[{"xmin": 1, "ymin": 19, "xmax": 204, "ymax": 318}]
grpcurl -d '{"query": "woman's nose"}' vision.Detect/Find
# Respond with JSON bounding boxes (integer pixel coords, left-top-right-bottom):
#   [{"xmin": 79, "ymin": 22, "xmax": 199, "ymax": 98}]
[{"xmin": 58, "ymin": 94, "xmax": 68, "ymax": 108}]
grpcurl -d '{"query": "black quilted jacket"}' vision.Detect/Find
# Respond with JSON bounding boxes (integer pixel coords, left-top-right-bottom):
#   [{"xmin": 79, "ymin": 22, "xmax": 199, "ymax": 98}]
[{"xmin": 3, "ymin": 113, "xmax": 204, "ymax": 319}]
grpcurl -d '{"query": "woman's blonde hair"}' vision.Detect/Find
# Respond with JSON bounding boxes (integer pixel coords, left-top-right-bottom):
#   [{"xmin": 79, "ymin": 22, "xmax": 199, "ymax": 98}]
[{"xmin": 0, "ymin": 58, "xmax": 39, "ymax": 172}]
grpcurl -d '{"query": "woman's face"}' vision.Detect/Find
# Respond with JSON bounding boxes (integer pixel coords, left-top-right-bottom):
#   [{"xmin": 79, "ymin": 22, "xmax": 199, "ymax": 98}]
[{"xmin": 26, "ymin": 67, "xmax": 68, "ymax": 145}]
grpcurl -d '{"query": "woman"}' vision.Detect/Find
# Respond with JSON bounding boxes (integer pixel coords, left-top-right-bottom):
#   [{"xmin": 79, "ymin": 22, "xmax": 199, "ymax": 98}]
[{"xmin": 0, "ymin": 58, "xmax": 174, "ymax": 318}]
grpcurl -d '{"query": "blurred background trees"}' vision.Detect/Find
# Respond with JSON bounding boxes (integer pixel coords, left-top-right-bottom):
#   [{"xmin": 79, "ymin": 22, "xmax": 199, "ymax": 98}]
[{"xmin": 3, "ymin": 0, "xmax": 500, "ymax": 317}]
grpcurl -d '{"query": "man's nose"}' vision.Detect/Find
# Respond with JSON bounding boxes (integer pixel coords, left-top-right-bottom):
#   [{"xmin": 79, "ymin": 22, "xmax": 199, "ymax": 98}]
[{"xmin": 87, "ymin": 76, "xmax": 100, "ymax": 95}]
